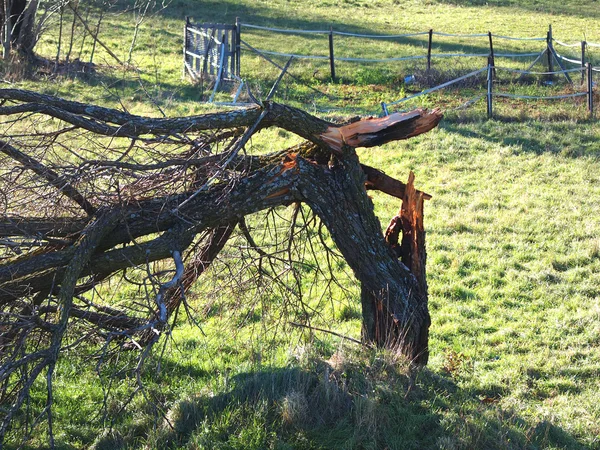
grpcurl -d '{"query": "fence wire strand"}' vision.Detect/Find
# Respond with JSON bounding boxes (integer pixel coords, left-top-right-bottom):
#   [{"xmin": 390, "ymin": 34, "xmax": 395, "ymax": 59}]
[
  {"xmin": 553, "ymin": 38, "xmax": 583, "ymax": 48},
  {"xmin": 554, "ymin": 52, "xmax": 585, "ymax": 66},
  {"xmin": 332, "ymin": 30, "xmax": 428, "ymax": 38},
  {"xmin": 495, "ymin": 65, "xmax": 585, "ymax": 75},
  {"xmin": 386, "ymin": 67, "xmax": 488, "ymax": 106},
  {"xmin": 432, "ymin": 31, "xmax": 488, "ymax": 38},
  {"xmin": 554, "ymin": 38, "xmax": 600, "ymax": 48},
  {"xmin": 494, "ymin": 92, "xmax": 587, "ymax": 100},
  {"xmin": 490, "ymin": 34, "xmax": 546, "ymax": 41}
]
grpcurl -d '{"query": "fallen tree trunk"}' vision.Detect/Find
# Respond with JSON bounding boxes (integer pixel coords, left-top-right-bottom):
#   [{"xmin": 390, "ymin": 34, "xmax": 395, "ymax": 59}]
[{"xmin": 0, "ymin": 88, "xmax": 442, "ymax": 445}]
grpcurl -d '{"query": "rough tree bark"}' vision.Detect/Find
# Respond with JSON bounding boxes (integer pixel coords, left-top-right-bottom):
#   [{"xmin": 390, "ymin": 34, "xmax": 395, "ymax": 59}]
[
  {"xmin": 1, "ymin": 0, "xmax": 38, "ymax": 57},
  {"xmin": 0, "ymin": 88, "xmax": 442, "ymax": 445}
]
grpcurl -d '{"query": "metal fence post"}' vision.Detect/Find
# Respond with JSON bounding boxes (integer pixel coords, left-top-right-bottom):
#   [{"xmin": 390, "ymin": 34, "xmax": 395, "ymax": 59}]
[
  {"xmin": 329, "ymin": 26, "xmax": 336, "ymax": 81},
  {"xmin": 381, "ymin": 102, "xmax": 389, "ymax": 116},
  {"xmin": 546, "ymin": 25, "xmax": 554, "ymax": 82},
  {"xmin": 488, "ymin": 31, "xmax": 496, "ymax": 80},
  {"xmin": 487, "ymin": 62, "xmax": 493, "ymax": 119},
  {"xmin": 581, "ymin": 41, "xmax": 586, "ymax": 85},
  {"xmin": 588, "ymin": 62, "xmax": 594, "ymax": 116},
  {"xmin": 427, "ymin": 29, "xmax": 433, "ymax": 72},
  {"xmin": 235, "ymin": 17, "xmax": 241, "ymax": 77}
]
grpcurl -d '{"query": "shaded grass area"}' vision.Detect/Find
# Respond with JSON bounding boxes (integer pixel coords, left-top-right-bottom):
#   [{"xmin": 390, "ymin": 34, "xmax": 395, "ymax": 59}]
[
  {"xmin": 9, "ymin": 324, "xmax": 594, "ymax": 450},
  {"xmin": 3, "ymin": 0, "xmax": 600, "ymax": 448},
  {"xmin": 94, "ymin": 360, "xmax": 582, "ymax": 450}
]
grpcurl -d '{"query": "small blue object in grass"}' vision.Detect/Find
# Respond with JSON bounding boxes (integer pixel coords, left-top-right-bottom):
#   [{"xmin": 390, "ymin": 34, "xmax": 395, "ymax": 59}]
[
  {"xmin": 404, "ymin": 74, "xmax": 415, "ymax": 84},
  {"xmin": 381, "ymin": 102, "xmax": 389, "ymax": 116}
]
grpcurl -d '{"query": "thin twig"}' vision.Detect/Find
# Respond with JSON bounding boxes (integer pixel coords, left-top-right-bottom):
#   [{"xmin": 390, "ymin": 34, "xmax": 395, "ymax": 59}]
[
  {"xmin": 266, "ymin": 56, "xmax": 294, "ymax": 101},
  {"xmin": 289, "ymin": 321, "xmax": 367, "ymax": 346},
  {"xmin": 174, "ymin": 108, "xmax": 268, "ymax": 212},
  {"xmin": 68, "ymin": 1, "xmax": 125, "ymax": 66}
]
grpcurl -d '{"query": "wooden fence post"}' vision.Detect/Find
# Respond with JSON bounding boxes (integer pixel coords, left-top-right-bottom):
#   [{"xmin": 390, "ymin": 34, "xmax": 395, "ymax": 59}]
[
  {"xmin": 329, "ymin": 26, "xmax": 336, "ymax": 81},
  {"xmin": 581, "ymin": 41, "xmax": 586, "ymax": 85},
  {"xmin": 488, "ymin": 31, "xmax": 496, "ymax": 80},
  {"xmin": 588, "ymin": 63, "xmax": 594, "ymax": 116},
  {"xmin": 487, "ymin": 60, "xmax": 493, "ymax": 119},
  {"xmin": 235, "ymin": 17, "xmax": 241, "ymax": 77},
  {"xmin": 183, "ymin": 16, "xmax": 189, "ymax": 78},
  {"xmin": 427, "ymin": 29, "xmax": 433, "ymax": 72},
  {"xmin": 546, "ymin": 24, "xmax": 554, "ymax": 82}
]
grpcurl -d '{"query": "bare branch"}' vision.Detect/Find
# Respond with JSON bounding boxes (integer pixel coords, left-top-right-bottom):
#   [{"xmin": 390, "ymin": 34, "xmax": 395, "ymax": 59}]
[
  {"xmin": 68, "ymin": 1, "xmax": 125, "ymax": 66},
  {"xmin": 289, "ymin": 321, "xmax": 366, "ymax": 346},
  {"xmin": 362, "ymin": 163, "xmax": 432, "ymax": 200},
  {"xmin": 0, "ymin": 89, "xmax": 442, "ymax": 446},
  {"xmin": 0, "ymin": 139, "xmax": 96, "ymax": 215}
]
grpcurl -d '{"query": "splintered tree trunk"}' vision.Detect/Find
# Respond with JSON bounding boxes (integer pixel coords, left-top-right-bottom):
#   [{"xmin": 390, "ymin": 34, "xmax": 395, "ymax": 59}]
[
  {"xmin": 295, "ymin": 152, "xmax": 430, "ymax": 364},
  {"xmin": 361, "ymin": 172, "xmax": 430, "ymax": 363}
]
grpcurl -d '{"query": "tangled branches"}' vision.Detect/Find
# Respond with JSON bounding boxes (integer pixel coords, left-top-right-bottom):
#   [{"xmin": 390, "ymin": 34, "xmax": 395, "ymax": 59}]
[{"xmin": 0, "ymin": 88, "xmax": 442, "ymax": 446}]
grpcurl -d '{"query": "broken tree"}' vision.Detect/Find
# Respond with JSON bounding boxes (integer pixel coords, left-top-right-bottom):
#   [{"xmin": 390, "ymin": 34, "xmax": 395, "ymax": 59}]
[{"xmin": 0, "ymin": 88, "xmax": 442, "ymax": 444}]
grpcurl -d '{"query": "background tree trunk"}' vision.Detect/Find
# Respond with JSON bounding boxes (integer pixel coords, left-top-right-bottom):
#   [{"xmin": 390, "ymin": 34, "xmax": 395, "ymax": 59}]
[{"xmin": 1, "ymin": 0, "xmax": 33, "ymax": 57}]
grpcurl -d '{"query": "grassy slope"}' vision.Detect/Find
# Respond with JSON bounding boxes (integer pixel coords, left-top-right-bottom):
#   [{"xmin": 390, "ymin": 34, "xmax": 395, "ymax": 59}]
[{"xmin": 5, "ymin": 0, "xmax": 600, "ymax": 449}]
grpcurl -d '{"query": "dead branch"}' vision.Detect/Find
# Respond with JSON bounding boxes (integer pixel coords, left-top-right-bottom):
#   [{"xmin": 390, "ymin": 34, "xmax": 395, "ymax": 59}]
[
  {"xmin": 288, "ymin": 321, "xmax": 366, "ymax": 346},
  {"xmin": 68, "ymin": 1, "xmax": 125, "ymax": 66},
  {"xmin": 0, "ymin": 88, "xmax": 442, "ymax": 446},
  {"xmin": 0, "ymin": 89, "xmax": 442, "ymax": 145}
]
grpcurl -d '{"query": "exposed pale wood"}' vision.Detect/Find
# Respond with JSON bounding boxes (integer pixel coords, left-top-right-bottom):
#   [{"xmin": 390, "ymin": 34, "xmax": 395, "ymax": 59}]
[{"xmin": 321, "ymin": 109, "xmax": 443, "ymax": 152}]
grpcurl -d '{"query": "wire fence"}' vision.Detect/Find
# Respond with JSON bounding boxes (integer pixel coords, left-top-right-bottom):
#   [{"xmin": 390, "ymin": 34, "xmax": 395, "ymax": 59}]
[
  {"xmin": 184, "ymin": 19, "xmax": 598, "ymax": 117},
  {"xmin": 237, "ymin": 21, "xmax": 598, "ymax": 79},
  {"xmin": 382, "ymin": 63, "xmax": 594, "ymax": 119},
  {"xmin": 185, "ymin": 19, "xmax": 600, "ymax": 82}
]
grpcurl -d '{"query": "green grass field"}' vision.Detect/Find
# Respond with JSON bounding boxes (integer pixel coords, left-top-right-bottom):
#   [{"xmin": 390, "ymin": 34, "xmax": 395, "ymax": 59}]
[{"xmin": 4, "ymin": 0, "xmax": 600, "ymax": 448}]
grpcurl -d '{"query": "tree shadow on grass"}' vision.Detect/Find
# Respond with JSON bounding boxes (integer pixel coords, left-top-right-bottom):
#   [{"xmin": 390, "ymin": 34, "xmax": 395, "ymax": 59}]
[
  {"xmin": 441, "ymin": 118, "xmax": 600, "ymax": 159},
  {"xmin": 430, "ymin": 0, "xmax": 600, "ymax": 20},
  {"xmin": 92, "ymin": 354, "xmax": 590, "ymax": 450},
  {"xmin": 38, "ymin": 65, "xmax": 218, "ymax": 109}
]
